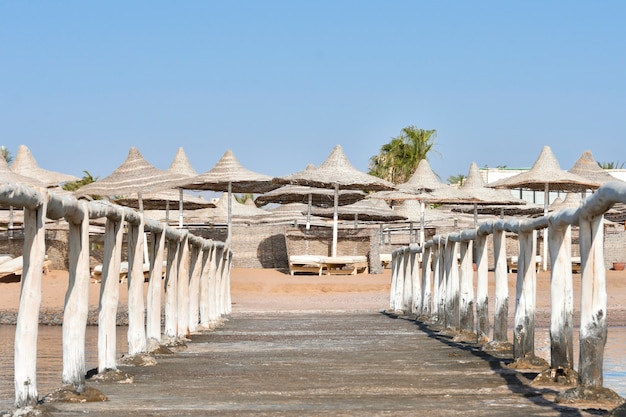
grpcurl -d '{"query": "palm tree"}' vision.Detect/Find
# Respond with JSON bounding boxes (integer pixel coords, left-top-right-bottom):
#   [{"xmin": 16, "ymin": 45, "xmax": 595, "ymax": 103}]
[
  {"xmin": 62, "ymin": 170, "xmax": 98, "ymax": 192},
  {"xmin": 447, "ymin": 174, "xmax": 466, "ymax": 187},
  {"xmin": 597, "ymin": 161, "xmax": 625, "ymax": 169},
  {"xmin": 235, "ymin": 193, "xmax": 254, "ymax": 204},
  {"xmin": 0, "ymin": 146, "xmax": 12, "ymax": 164},
  {"xmin": 368, "ymin": 126, "xmax": 437, "ymax": 184}
]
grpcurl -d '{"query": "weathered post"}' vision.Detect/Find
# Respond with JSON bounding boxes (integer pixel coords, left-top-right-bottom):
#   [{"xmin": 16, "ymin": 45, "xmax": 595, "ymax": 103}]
[
  {"xmin": 62, "ymin": 200, "xmax": 91, "ymax": 392},
  {"xmin": 126, "ymin": 211, "xmax": 147, "ymax": 355},
  {"xmin": 98, "ymin": 209, "xmax": 124, "ymax": 373},
  {"xmin": 177, "ymin": 232, "xmax": 191, "ymax": 339},
  {"xmin": 577, "ymin": 212, "xmax": 607, "ymax": 387},
  {"xmin": 164, "ymin": 238, "xmax": 180, "ymax": 339},
  {"xmin": 14, "ymin": 188, "xmax": 47, "ymax": 407},
  {"xmin": 409, "ymin": 244, "xmax": 421, "ymax": 316},
  {"xmin": 420, "ymin": 244, "xmax": 432, "ymax": 317},
  {"xmin": 146, "ymin": 228, "xmax": 166, "ymax": 345},
  {"xmin": 188, "ymin": 238, "xmax": 203, "ymax": 333},
  {"xmin": 459, "ymin": 237, "xmax": 475, "ymax": 336},
  {"xmin": 474, "ymin": 231, "xmax": 489, "ymax": 340},
  {"xmin": 492, "ymin": 225, "xmax": 509, "ymax": 343},
  {"xmin": 401, "ymin": 247, "xmax": 413, "ymax": 313},
  {"xmin": 224, "ymin": 248, "xmax": 233, "ymax": 315},
  {"xmin": 207, "ymin": 242, "xmax": 219, "ymax": 325},
  {"xmin": 547, "ymin": 212, "xmax": 575, "ymax": 371},
  {"xmin": 198, "ymin": 242, "xmax": 213, "ymax": 328},
  {"xmin": 444, "ymin": 236, "xmax": 460, "ymax": 331}
]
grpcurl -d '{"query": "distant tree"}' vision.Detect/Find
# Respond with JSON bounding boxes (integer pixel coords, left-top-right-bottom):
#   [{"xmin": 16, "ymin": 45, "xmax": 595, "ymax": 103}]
[
  {"xmin": 0, "ymin": 146, "xmax": 12, "ymax": 164},
  {"xmin": 447, "ymin": 174, "xmax": 466, "ymax": 186},
  {"xmin": 235, "ymin": 193, "xmax": 254, "ymax": 204},
  {"xmin": 597, "ymin": 161, "xmax": 625, "ymax": 169},
  {"xmin": 368, "ymin": 126, "xmax": 438, "ymax": 184},
  {"xmin": 62, "ymin": 170, "xmax": 98, "ymax": 192}
]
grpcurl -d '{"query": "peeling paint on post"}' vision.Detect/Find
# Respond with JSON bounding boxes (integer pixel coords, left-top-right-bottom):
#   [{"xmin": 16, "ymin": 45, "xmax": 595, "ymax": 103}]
[
  {"xmin": 420, "ymin": 245, "xmax": 432, "ymax": 317},
  {"xmin": 199, "ymin": 242, "xmax": 213, "ymax": 328},
  {"xmin": 177, "ymin": 233, "xmax": 191, "ymax": 339},
  {"xmin": 62, "ymin": 200, "xmax": 90, "ymax": 392},
  {"xmin": 402, "ymin": 248, "xmax": 413, "ymax": 313},
  {"xmin": 492, "ymin": 227, "xmax": 509, "ymax": 343},
  {"xmin": 459, "ymin": 239, "xmax": 475, "ymax": 334},
  {"xmin": 578, "ymin": 213, "xmax": 607, "ymax": 387},
  {"xmin": 127, "ymin": 213, "xmax": 147, "ymax": 355},
  {"xmin": 409, "ymin": 244, "xmax": 421, "ymax": 316},
  {"xmin": 475, "ymin": 233, "xmax": 489, "ymax": 339},
  {"xmin": 164, "ymin": 238, "xmax": 180, "ymax": 339},
  {"xmin": 513, "ymin": 230, "xmax": 537, "ymax": 360},
  {"xmin": 14, "ymin": 189, "xmax": 47, "ymax": 407},
  {"xmin": 188, "ymin": 242, "xmax": 203, "ymax": 333},
  {"xmin": 146, "ymin": 229, "xmax": 166, "ymax": 344},
  {"xmin": 98, "ymin": 211, "xmax": 124, "ymax": 373},
  {"xmin": 444, "ymin": 237, "xmax": 459, "ymax": 331}
]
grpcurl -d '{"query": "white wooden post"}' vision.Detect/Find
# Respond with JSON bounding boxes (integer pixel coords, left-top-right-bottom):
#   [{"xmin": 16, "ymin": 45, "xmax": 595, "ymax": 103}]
[
  {"xmin": 214, "ymin": 245, "xmax": 225, "ymax": 318},
  {"xmin": 444, "ymin": 237, "xmax": 459, "ymax": 330},
  {"xmin": 62, "ymin": 200, "xmax": 90, "ymax": 392},
  {"xmin": 98, "ymin": 211, "xmax": 124, "ymax": 373},
  {"xmin": 146, "ymin": 229, "xmax": 166, "ymax": 344},
  {"xmin": 164, "ymin": 238, "xmax": 180, "ymax": 339},
  {"xmin": 199, "ymin": 242, "xmax": 213, "ymax": 328},
  {"xmin": 578, "ymin": 213, "xmax": 607, "ymax": 387},
  {"xmin": 459, "ymin": 239, "xmax": 475, "ymax": 334},
  {"xmin": 402, "ymin": 248, "xmax": 413, "ymax": 313},
  {"xmin": 475, "ymin": 232, "xmax": 490, "ymax": 339},
  {"xmin": 513, "ymin": 229, "xmax": 537, "ymax": 360},
  {"xmin": 224, "ymin": 249, "xmax": 233, "ymax": 315},
  {"xmin": 188, "ymin": 240, "xmax": 203, "ymax": 333},
  {"xmin": 420, "ymin": 244, "xmax": 432, "ymax": 317},
  {"xmin": 177, "ymin": 233, "xmax": 191, "ymax": 339},
  {"xmin": 14, "ymin": 190, "xmax": 47, "ymax": 407},
  {"xmin": 548, "ymin": 216, "xmax": 574, "ymax": 370},
  {"xmin": 127, "ymin": 213, "xmax": 147, "ymax": 355},
  {"xmin": 409, "ymin": 244, "xmax": 421, "ymax": 316},
  {"xmin": 492, "ymin": 227, "xmax": 509, "ymax": 342},
  {"xmin": 207, "ymin": 243, "xmax": 219, "ymax": 325}
]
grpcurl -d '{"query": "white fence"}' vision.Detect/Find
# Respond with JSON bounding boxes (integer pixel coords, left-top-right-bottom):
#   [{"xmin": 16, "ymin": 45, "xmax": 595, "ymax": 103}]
[
  {"xmin": 0, "ymin": 183, "xmax": 232, "ymax": 408},
  {"xmin": 389, "ymin": 181, "xmax": 626, "ymax": 400}
]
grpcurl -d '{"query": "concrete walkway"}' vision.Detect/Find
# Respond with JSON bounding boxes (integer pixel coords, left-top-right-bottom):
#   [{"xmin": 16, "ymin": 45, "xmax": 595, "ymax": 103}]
[{"xmin": 47, "ymin": 312, "xmax": 606, "ymax": 416}]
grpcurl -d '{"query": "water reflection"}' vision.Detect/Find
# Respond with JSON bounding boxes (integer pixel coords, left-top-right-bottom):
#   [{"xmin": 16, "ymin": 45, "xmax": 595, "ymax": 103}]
[{"xmin": 0, "ymin": 325, "xmax": 128, "ymax": 407}]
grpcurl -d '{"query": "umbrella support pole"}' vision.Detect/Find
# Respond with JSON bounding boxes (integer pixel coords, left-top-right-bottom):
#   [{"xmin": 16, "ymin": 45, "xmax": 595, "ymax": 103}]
[{"xmin": 332, "ymin": 184, "xmax": 339, "ymax": 258}]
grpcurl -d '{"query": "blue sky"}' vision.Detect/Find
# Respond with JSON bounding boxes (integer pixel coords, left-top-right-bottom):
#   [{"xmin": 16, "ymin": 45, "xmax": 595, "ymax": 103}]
[{"xmin": 1, "ymin": 1, "xmax": 625, "ymax": 185}]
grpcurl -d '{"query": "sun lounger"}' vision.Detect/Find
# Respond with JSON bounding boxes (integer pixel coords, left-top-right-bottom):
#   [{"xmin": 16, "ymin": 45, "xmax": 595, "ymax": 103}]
[
  {"xmin": 380, "ymin": 253, "xmax": 392, "ymax": 269},
  {"xmin": 506, "ymin": 255, "xmax": 542, "ymax": 273},
  {"xmin": 91, "ymin": 261, "xmax": 166, "ymax": 283},
  {"xmin": 288, "ymin": 255, "xmax": 326, "ymax": 276},
  {"xmin": 324, "ymin": 256, "xmax": 368, "ymax": 275},
  {"xmin": 0, "ymin": 255, "xmax": 51, "ymax": 279}
]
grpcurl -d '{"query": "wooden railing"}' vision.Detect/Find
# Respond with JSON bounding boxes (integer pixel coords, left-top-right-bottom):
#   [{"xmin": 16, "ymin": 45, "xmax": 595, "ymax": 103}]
[
  {"xmin": 0, "ymin": 183, "xmax": 231, "ymax": 408},
  {"xmin": 389, "ymin": 180, "xmax": 626, "ymax": 403}
]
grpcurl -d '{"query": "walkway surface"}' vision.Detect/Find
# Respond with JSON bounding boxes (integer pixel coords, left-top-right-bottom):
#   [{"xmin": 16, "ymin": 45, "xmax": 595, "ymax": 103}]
[{"xmin": 46, "ymin": 312, "xmax": 608, "ymax": 416}]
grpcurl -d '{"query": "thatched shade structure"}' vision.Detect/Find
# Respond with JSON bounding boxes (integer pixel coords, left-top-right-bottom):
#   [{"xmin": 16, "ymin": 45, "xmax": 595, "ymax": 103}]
[
  {"xmin": 311, "ymin": 198, "xmax": 407, "ymax": 223},
  {"xmin": 255, "ymin": 185, "xmax": 366, "ymax": 208},
  {"xmin": 167, "ymin": 147, "xmax": 198, "ymax": 178},
  {"xmin": 273, "ymin": 144, "xmax": 395, "ymax": 257},
  {"xmin": 76, "ymin": 147, "xmax": 191, "ymax": 200},
  {"xmin": 187, "ymin": 193, "xmax": 268, "ymax": 224},
  {"xmin": 1, "ymin": 155, "xmax": 46, "ymax": 188},
  {"xmin": 568, "ymin": 150, "xmax": 622, "ymax": 185},
  {"xmin": 10, "ymin": 144, "xmax": 80, "ymax": 186},
  {"xmin": 181, "ymin": 149, "xmax": 279, "ymax": 243},
  {"xmin": 113, "ymin": 189, "xmax": 214, "ymax": 211}
]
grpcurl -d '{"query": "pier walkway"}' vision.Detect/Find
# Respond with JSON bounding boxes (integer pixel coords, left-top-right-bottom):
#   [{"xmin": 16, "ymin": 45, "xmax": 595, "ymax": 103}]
[{"xmin": 45, "ymin": 312, "xmax": 605, "ymax": 416}]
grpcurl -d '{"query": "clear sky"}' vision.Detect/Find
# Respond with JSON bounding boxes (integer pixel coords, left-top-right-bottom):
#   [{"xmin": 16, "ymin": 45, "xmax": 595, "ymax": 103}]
[{"xmin": 1, "ymin": 1, "xmax": 625, "ymax": 185}]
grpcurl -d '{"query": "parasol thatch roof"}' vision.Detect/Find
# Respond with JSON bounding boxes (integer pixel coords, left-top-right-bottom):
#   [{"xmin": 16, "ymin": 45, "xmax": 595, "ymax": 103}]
[
  {"xmin": 458, "ymin": 162, "xmax": 526, "ymax": 205},
  {"xmin": 549, "ymin": 192, "xmax": 583, "ymax": 212},
  {"xmin": 255, "ymin": 184, "xmax": 366, "ymax": 208},
  {"xmin": 181, "ymin": 149, "xmax": 278, "ymax": 193},
  {"xmin": 274, "ymin": 144, "xmax": 395, "ymax": 191},
  {"xmin": 112, "ymin": 189, "xmax": 215, "ymax": 210},
  {"xmin": 167, "ymin": 147, "xmax": 198, "ymax": 177},
  {"xmin": 310, "ymin": 198, "xmax": 407, "ymax": 222},
  {"xmin": 568, "ymin": 150, "xmax": 622, "ymax": 185},
  {"xmin": 398, "ymin": 158, "xmax": 445, "ymax": 193},
  {"xmin": 11, "ymin": 144, "xmax": 80, "ymax": 186},
  {"xmin": 76, "ymin": 147, "xmax": 191, "ymax": 197},
  {"xmin": 186, "ymin": 192, "xmax": 269, "ymax": 223},
  {"xmin": 488, "ymin": 146, "xmax": 600, "ymax": 191},
  {"xmin": 0, "ymin": 155, "xmax": 46, "ymax": 187}
]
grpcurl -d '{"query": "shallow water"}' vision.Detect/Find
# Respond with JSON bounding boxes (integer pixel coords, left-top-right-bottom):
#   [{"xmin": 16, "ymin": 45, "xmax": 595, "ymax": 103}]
[
  {"xmin": 0, "ymin": 325, "xmax": 128, "ymax": 408},
  {"xmin": 0, "ymin": 324, "xmax": 625, "ymax": 408}
]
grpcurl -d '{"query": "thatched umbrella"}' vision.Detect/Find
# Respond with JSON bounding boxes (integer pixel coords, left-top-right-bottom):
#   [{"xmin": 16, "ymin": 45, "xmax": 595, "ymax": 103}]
[
  {"xmin": 310, "ymin": 198, "xmax": 407, "ymax": 224},
  {"xmin": 166, "ymin": 147, "xmax": 199, "ymax": 227},
  {"xmin": 568, "ymin": 150, "xmax": 622, "ymax": 185},
  {"xmin": 181, "ymin": 150, "xmax": 279, "ymax": 243},
  {"xmin": 186, "ymin": 192, "xmax": 268, "ymax": 224},
  {"xmin": 457, "ymin": 162, "xmax": 527, "ymax": 226},
  {"xmin": 488, "ymin": 145, "xmax": 600, "ymax": 269},
  {"xmin": 113, "ymin": 189, "xmax": 214, "ymax": 211},
  {"xmin": 274, "ymin": 144, "xmax": 395, "ymax": 257},
  {"xmin": 11, "ymin": 144, "xmax": 80, "ymax": 186},
  {"xmin": 76, "ymin": 147, "xmax": 192, "ymax": 202}
]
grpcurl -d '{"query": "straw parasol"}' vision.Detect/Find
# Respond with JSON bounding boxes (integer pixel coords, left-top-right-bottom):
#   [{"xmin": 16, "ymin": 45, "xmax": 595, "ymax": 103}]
[
  {"xmin": 10, "ymin": 144, "xmax": 80, "ymax": 186},
  {"xmin": 310, "ymin": 198, "xmax": 407, "ymax": 223},
  {"xmin": 112, "ymin": 189, "xmax": 214, "ymax": 211},
  {"xmin": 76, "ymin": 147, "xmax": 192, "ymax": 201},
  {"xmin": 568, "ymin": 150, "xmax": 623, "ymax": 185},
  {"xmin": 181, "ymin": 149, "xmax": 279, "ymax": 243},
  {"xmin": 488, "ymin": 145, "xmax": 600, "ymax": 270},
  {"xmin": 165, "ymin": 147, "xmax": 199, "ymax": 227},
  {"xmin": 186, "ymin": 192, "xmax": 268, "ymax": 224},
  {"xmin": 0, "ymin": 155, "xmax": 48, "ymax": 227},
  {"xmin": 273, "ymin": 144, "xmax": 395, "ymax": 257}
]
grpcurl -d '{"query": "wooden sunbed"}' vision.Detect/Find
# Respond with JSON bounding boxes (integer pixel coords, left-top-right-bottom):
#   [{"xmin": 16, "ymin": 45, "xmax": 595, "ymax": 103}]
[
  {"xmin": 324, "ymin": 256, "xmax": 368, "ymax": 275},
  {"xmin": 288, "ymin": 255, "xmax": 326, "ymax": 276},
  {"xmin": 91, "ymin": 261, "xmax": 166, "ymax": 283},
  {"xmin": 380, "ymin": 253, "xmax": 392, "ymax": 269},
  {"xmin": 0, "ymin": 255, "xmax": 51, "ymax": 279},
  {"xmin": 506, "ymin": 255, "xmax": 542, "ymax": 273}
]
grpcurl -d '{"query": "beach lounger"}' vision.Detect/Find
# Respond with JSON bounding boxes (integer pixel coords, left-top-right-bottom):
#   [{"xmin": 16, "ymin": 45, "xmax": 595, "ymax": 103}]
[
  {"xmin": 506, "ymin": 255, "xmax": 542, "ymax": 273},
  {"xmin": 0, "ymin": 255, "xmax": 51, "ymax": 279},
  {"xmin": 324, "ymin": 255, "xmax": 368, "ymax": 275},
  {"xmin": 288, "ymin": 255, "xmax": 326, "ymax": 276},
  {"xmin": 380, "ymin": 253, "xmax": 392, "ymax": 269},
  {"xmin": 91, "ymin": 261, "xmax": 166, "ymax": 283}
]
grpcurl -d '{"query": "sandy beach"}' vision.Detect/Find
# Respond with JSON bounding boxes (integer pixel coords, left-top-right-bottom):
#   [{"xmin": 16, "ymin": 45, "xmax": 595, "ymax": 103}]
[{"xmin": 1, "ymin": 267, "xmax": 626, "ymax": 326}]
